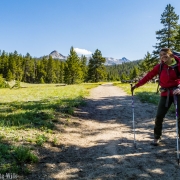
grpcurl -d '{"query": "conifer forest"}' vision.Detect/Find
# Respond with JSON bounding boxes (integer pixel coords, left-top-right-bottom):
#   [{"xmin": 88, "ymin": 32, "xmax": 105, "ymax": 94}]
[{"xmin": 0, "ymin": 4, "xmax": 180, "ymax": 86}]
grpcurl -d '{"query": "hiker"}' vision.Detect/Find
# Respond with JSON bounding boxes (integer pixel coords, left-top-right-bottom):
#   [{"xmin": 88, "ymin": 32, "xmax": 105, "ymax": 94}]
[{"xmin": 131, "ymin": 48, "xmax": 180, "ymax": 146}]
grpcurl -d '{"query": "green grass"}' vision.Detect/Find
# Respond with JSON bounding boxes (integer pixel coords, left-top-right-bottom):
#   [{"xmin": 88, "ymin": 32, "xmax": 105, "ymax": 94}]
[
  {"xmin": 0, "ymin": 83, "xmax": 99, "ymax": 129},
  {"xmin": 0, "ymin": 144, "xmax": 38, "ymax": 174},
  {"xmin": 0, "ymin": 82, "xmax": 100, "ymax": 174},
  {"xmin": 35, "ymin": 134, "xmax": 48, "ymax": 146}
]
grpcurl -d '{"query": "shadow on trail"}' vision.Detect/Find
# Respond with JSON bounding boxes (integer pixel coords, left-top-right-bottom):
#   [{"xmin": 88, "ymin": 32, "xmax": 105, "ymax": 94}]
[
  {"xmin": 25, "ymin": 89, "xmax": 180, "ymax": 179},
  {"xmin": 74, "ymin": 93, "xmax": 177, "ymax": 141},
  {"xmin": 26, "ymin": 137, "xmax": 180, "ymax": 180},
  {"xmin": 75, "ymin": 94, "xmax": 156, "ymax": 127}
]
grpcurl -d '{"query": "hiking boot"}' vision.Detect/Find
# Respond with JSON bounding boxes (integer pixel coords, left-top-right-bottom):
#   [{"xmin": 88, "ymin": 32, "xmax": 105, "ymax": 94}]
[{"xmin": 151, "ymin": 138, "xmax": 161, "ymax": 146}]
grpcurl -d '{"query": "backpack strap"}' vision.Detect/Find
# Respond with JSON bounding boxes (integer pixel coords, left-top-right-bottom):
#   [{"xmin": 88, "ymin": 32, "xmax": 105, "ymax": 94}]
[
  {"xmin": 157, "ymin": 60, "xmax": 180, "ymax": 94},
  {"xmin": 171, "ymin": 62, "xmax": 180, "ymax": 78}
]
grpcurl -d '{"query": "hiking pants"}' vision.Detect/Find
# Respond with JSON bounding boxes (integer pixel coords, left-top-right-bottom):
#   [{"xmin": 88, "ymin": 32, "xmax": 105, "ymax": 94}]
[{"xmin": 154, "ymin": 95, "xmax": 180, "ymax": 139}]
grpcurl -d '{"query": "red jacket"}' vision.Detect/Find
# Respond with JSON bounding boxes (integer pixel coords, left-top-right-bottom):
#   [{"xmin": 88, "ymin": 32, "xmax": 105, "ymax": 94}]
[{"xmin": 135, "ymin": 55, "xmax": 180, "ymax": 96}]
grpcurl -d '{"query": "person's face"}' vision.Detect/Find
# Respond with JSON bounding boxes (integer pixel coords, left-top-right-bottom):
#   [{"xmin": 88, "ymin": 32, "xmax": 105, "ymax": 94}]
[{"xmin": 159, "ymin": 51, "xmax": 172, "ymax": 64}]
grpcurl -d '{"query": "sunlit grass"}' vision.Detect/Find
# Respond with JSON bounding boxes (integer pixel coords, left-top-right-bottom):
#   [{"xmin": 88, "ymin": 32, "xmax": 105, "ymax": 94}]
[
  {"xmin": 114, "ymin": 82, "xmax": 158, "ymax": 95},
  {"xmin": 0, "ymin": 83, "xmax": 100, "ymax": 132},
  {"xmin": 0, "ymin": 82, "xmax": 100, "ymax": 174},
  {"xmin": 1, "ymin": 84, "xmax": 91, "ymax": 102}
]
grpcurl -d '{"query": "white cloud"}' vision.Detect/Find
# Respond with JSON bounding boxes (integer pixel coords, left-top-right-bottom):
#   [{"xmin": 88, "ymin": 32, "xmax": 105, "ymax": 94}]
[{"xmin": 74, "ymin": 48, "xmax": 92, "ymax": 55}]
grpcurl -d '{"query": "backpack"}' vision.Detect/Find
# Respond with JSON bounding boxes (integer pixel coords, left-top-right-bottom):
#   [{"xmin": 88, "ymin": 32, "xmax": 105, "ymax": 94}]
[
  {"xmin": 173, "ymin": 51, "xmax": 180, "ymax": 58},
  {"xmin": 156, "ymin": 51, "xmax": 180, "ymax": 93}
]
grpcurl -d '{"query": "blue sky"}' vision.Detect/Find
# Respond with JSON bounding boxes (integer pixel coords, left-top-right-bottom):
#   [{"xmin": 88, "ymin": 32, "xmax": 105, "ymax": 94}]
[{"xmin": 0, "ymin": 0, "xmax": 180, "ymax": 61}]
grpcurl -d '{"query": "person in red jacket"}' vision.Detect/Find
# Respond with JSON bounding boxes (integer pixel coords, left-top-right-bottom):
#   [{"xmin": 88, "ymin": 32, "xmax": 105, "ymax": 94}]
[{"xmin": 131, "ymin": 48, "xmax": 180, "ymax": 146}]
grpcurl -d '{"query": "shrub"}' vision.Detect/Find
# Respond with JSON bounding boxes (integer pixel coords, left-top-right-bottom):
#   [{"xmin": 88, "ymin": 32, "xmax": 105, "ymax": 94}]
[{"xmin": 0, "ymin": 74, "xmax": 9, "ymax": 88}]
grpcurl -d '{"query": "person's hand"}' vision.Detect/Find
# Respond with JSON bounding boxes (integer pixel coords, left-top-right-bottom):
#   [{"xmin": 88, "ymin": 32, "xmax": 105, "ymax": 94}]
[{"xmin": 173, "ymin": 88, "xmax": 180, "ymax": 95}]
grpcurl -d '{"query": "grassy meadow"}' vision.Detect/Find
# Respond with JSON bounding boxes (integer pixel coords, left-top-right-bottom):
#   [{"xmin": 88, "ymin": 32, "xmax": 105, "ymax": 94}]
[{"xmin": 0, "ymin": 82, "xmax": 100, "ymax": 174}]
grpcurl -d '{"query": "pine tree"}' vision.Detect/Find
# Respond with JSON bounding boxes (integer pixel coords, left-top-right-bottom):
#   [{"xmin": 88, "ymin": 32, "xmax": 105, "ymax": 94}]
[
  {"xmin": 80, "ymin": 55, "xmax": 88, "ymax": 82},
  {"xmin": 22, "ymin": 53, "xmax": 36, "ymax": 83},
  {"xmin": 138, "ymin": 52, "xmax": 158, "ymax": 75},
  {"xmin": 64, "ymin": 46, "xmax": 82, "ymax": 84},
  {"xmin": 14, "ymin": 51, "xmax": 23, "ymax": 81},
  {"xmin": 46, "ymin": 56, "xmax": 56, "ymax": 83},
  {"xmin": 8, "ymin": 52, "xmax": 17, "ymax": 80},
  {"xmin": 130, "ymin": 66, "xmax": 139, "ymax": 80},
  {"xmin": 36, "ymin": 57, "xmax": 48, "ymax": 83},
  {"xmin": 0, "ymin": 74, "xmax": 8, "ymax": 88},
  {"xmin": 175, "ymin": 25, "xmax": 180, "ymax": 51},
  {"xmin": 120, "ymin": 73, "xmax": 128, "ymax": 82},
  {"xmin": 153, "ymin": 4, "xmax": 179, "ymax": 55},
  {"xmin": 0, "ymin": 50, "xmax": 9, "ymax": 78},
  {"xmin": 87, "ymin": 49, "xmax": 106, "ymax": 82},
  {"xmin": 6, "ymin": 69, "xmax": 13, "ymax": 81}
]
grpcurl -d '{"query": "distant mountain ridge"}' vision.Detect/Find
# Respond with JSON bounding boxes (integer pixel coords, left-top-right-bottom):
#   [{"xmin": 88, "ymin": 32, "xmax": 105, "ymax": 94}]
[
  {"xmin": 43, "ymin": 50, "xmax": 131, "ymax": 65},
  {"xmin": 47, "ymin": 50, "xmax": 67, "ymax": 60},
  {"xmin": 104, "ymin": 57, "xmax": 130, "ymax": 65}
]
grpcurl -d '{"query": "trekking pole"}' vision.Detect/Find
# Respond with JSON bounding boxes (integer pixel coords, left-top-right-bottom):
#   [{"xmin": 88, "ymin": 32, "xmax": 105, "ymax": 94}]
[
  {"xmin": 173, "ymin": 94, "xmax": 179, "ymax": 165},
  {"xmin": 130, "ymin": 83, "xmax": 136, "ymax": 148}
]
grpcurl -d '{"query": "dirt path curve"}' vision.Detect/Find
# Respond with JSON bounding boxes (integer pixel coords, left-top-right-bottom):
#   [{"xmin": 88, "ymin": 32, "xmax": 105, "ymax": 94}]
[{"xmin": 27, "ymin": 83, "xmax": 180, "ymax": 180}]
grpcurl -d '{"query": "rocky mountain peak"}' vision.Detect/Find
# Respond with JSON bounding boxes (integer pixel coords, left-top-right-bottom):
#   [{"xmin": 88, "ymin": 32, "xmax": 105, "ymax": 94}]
[{"xmin": 49, "ymin": 50, "xmax": 66, "ymax": 60}]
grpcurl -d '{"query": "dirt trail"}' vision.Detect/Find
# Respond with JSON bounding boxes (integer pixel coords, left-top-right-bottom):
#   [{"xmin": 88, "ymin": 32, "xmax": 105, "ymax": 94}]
[{"xmin": 26, "ymin": 83, "xmax": 180, "ymax": 180}]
